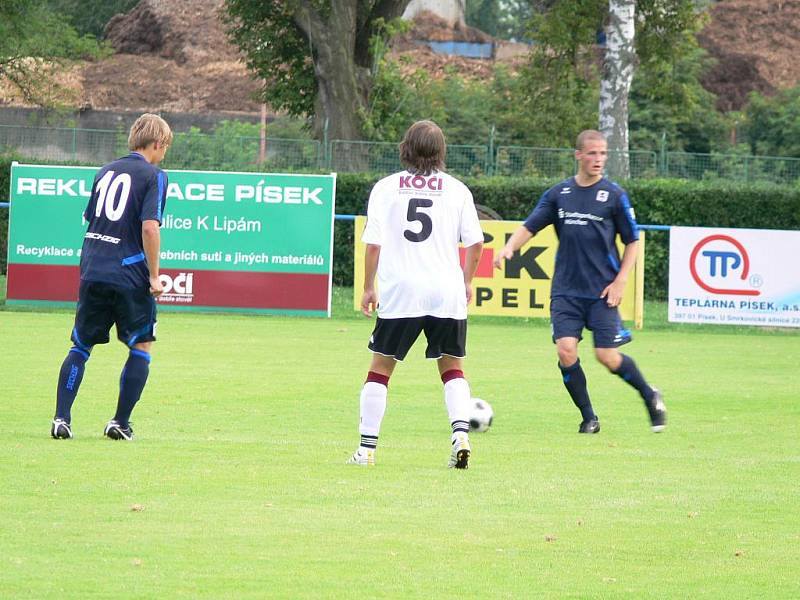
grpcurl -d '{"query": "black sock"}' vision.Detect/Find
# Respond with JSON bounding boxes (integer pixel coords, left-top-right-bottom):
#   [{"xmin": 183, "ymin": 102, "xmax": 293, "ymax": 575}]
[
  {"xmin": 113, "ymin": 350, "xmax": 150, "ymax": 428},
  {"xmin": 614, "ymin": 354, "xmax": 655, "ymax": 402},
  {"xmin": 55, "ymin": 347, "xmax": 90, "ymax": 421},
  {"xmin": 559, "ymin": 359, "xmax": 596, "ymax": 422}
]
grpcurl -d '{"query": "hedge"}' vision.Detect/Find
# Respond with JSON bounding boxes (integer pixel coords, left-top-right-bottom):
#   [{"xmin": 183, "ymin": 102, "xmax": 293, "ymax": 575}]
[{"xmin": 3, "ymin": 157, "xmax": 799, "ymax": 299}]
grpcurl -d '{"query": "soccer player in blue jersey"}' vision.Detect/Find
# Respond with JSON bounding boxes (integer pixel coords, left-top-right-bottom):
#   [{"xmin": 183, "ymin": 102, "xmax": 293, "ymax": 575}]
[
  {"xmin": 494, "ymin": 130, "xmax": 666, "ymax": 433},
  {"xmin": 50, "ymin": 113, "xmax": 172, "ymax": 441}
]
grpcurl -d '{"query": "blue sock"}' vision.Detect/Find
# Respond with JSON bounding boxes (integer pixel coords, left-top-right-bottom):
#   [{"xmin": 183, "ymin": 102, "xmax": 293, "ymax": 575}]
[
  {"xmin": 559, "ymin": 359, "xmax": 596, "ymax": 422},
  {"xmin": 613, "ymin": 354, "xmax": 655, "ymax": 402},
  {"xmin": 55, "ymin": 346, "xmax": 90, "ymax": 421},
  {"xmin": 114, "ymin": 350, "xmax": 151, "ymax": 428}
]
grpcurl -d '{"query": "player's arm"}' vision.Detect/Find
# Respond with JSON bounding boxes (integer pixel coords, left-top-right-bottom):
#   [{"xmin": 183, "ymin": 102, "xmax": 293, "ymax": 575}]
[
  {"xmin": 494, "ymin": 226, "xmax": 533, "ymax": 268},
  {"xmin": 600, "ymin": 240, "xmax": 638, "ymax": 307},
  {"xmin": 361, "ymin": 243, "xmax": 381, "ymax": 317},
  {"xmin": 602, "ymin": 189, "xmax": 640, "ymax": 306},
  {"xmin": 462, "ymin": 241, "xmax": 484, "ymax": 304},
  {"xmin": 142, "ymin": 219, "xmax": 163, "ymax": 297},
  {"xmin": 494, "ymin": 191, "xmax": 553, "ymax": 269}
]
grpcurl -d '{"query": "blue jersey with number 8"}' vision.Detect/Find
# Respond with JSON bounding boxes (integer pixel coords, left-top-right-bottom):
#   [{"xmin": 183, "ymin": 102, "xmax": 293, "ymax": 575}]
[{"xmin": 80, "ymin": 152, "xmax": 168, "ymax": 288}]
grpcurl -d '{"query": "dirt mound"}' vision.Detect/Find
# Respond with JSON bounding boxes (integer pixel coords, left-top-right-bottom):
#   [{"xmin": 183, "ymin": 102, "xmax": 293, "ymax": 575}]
[
  {"xmin": 698, "ymin": 0, "xmax": 800, "ymax": 110},
  {"xmin": 79, "ymin": 0, "xmax": 260, "ymax": 112}
]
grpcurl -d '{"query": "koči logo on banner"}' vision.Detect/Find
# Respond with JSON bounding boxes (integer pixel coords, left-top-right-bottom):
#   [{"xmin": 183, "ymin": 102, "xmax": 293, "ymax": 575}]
[
  {"xmin": 689, "ymin": 234, "xmax": 761, "ymax": 296},
  {"xmin": 158, "ymin": 272, "xmax": 194, "ymax": 303}
]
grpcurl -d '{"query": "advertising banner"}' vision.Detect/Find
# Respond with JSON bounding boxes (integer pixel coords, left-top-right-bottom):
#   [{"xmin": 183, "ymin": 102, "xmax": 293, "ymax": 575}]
[
  {"xmin": 669, "ymin": 226, "xmax": 800, "ymax": 327},
  {"xmin": 7, "ymin": 163, "xmax": 336, "ymax": 316},
  {"xmin": 353, "ymin": 216, "xmax": 645, "ymax": 326}
]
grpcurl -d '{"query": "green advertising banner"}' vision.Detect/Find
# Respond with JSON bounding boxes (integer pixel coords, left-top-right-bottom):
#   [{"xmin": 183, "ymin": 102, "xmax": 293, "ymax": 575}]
[{"xmin": 7, "ymin": 163, "xmax": 336, "ymax": 316}]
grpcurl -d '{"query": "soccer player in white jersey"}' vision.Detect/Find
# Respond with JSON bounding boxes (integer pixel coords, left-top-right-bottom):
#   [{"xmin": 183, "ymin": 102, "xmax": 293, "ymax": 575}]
[{"xmin": 347, "ymin": 120, "xmax": 484, "ymax": 469}]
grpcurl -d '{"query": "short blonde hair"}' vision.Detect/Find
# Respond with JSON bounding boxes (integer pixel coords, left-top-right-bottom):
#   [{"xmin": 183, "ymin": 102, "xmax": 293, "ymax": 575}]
[
  {"xmin": 576, "ymin": 129, "xmax": 606, "ymax": 151},
  {"xmin": 128, "ymin": 113, "xmax": 173, "ymax": 151}
]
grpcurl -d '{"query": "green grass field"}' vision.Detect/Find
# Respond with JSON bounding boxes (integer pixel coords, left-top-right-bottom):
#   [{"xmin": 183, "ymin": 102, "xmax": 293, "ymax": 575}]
[{"xmin": 2, "ymin": 281, "xmax": 799, "ymax": 598}]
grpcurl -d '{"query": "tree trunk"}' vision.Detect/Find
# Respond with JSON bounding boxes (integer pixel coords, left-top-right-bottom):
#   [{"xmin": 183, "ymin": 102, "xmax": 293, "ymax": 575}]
[
  {"xmin": 296, "ymin": 1, "xmax": 366, "ymax": 142},
  {"xmin": 599, "ymin": 0, "xmax": 636, "ymax": 180}
]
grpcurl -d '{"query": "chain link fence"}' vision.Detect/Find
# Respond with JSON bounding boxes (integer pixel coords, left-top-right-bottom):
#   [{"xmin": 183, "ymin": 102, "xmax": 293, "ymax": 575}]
[
  {"xmin": 328, "ymin": 140, "xmax": 490, "ymax": 176},
  {"xmin": 3, "ymin": 124, "xmax": 800, "ymax": 184}
]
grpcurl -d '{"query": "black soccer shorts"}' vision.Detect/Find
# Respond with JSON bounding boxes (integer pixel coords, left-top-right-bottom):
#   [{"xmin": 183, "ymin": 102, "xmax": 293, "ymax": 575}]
[
  {"xmin": 71, "ymin": 280, "xmax": 157, "ymax": 348},
  {"xmin": 550, "ymin": 295, "xmax": 632, "ymax": 348},
  {"xmin": 368, "ymin": 316, "xmax": 467, "ymax": 361}
]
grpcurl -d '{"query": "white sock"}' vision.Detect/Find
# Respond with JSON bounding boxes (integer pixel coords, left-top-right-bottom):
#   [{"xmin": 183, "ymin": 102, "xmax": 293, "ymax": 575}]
[
  {"xmin": 359, "ymin": 381, "xmax": 387, "ymax": 451},
  {"xmin": 444, "ymin": 377, "xmax": 471, "ymax": 440}
]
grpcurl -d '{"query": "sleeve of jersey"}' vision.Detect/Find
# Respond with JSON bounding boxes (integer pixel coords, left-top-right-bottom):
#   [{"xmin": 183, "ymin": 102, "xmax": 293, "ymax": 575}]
[
  {"xmin": 613, "ymin": 191, "xmax": 640, "ymax": 244},
  {"xmin": 141, "ymin": 170, "xmax": 167, "ymax": 224},
  {"xmin": 361, "ymin": 186, "xmax": 382, "ymax": 245},
  {"xmin": 522, "ymin": 191, "xmax": 555, "ymax": 234},
  {"xmin": 460, "ymin": 192, "xmax": 484, "ymax": 247}
]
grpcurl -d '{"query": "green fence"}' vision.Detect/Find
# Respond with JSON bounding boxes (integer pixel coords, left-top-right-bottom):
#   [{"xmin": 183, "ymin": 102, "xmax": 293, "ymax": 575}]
[
  {"xmin": 4, "ymin": 123, "xmax": 800, "ymax": 183},
  {"xmin": 328, "ymin": 139, "xmax": 490, "ymax": 176}
]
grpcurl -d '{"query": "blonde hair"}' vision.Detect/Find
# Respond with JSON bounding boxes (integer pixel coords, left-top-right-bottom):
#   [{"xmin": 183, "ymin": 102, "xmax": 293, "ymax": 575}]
[
  {"xmin": 128, "ymin": 113, "xmax": 173, "ymax": 151},
  {"xmin": 576, "ymin": 129, "xmax": 606, "ymax": 151},
  {"xmin": 399, "ymin": 120, "xmax": 446, "ymax": 175}
]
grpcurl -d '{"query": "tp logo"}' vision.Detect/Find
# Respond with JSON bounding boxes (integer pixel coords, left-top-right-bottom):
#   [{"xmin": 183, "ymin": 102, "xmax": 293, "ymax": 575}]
[
  {"xmin": 159, "ymin": 272, "xmax": 194, "ymax": 296},
  {"xmin": 689, "ymin": 235, "xmax": 760, "ymax": 296}
]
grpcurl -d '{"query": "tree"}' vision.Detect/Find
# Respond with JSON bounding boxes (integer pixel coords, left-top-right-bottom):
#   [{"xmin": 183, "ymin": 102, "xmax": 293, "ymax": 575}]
[
  {"xmin": 0, "ymin": 0, "xmax": 105, "ymax": 107},
  {"xmin": 518, "ymin": 0, "xmax": 703, "ymax": 172},
  {"xmin": 600, "ymin": 0, "xmax": 635, "ymax": 179},
  {"xmin": 223, "ymin": 1, "xmax": 412, "ymax": 142}
]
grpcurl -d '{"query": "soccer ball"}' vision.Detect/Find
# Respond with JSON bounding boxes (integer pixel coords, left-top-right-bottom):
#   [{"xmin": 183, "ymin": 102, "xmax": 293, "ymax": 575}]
[{"xmin": 469, "ymin": 398, "xmax": 494, "ymax": 433}]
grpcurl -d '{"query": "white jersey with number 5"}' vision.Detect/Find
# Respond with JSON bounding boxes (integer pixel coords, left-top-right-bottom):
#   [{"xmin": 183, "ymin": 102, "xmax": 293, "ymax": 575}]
[{"xmin": 362, "ymin": 170, "xmax": 484, "ymax": 319}]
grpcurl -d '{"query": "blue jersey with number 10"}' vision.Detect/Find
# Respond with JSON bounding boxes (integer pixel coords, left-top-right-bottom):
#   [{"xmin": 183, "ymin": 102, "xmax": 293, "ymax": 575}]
[{"xmin": 80, "ymin": 152, "xmax": 167, "ymax": 289}]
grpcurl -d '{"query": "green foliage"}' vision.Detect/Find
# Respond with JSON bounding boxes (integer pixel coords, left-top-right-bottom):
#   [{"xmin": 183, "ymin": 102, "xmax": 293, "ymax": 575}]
[
  {"xmin": 513, "ymin": 0, "xmax": 605, "ymax": 147},
  {"xmin": 0, "ymin": 0, "xmax": 107, "ymax": 107},
  {"xmin": 742, "ymin": 86, "xmax": 800, "ymax": 158},
  {"xmin": 360, "ymin": 18, "xmax": 439, "ymax": 142},
  {"xmin": 513, "ymin": 0, "xmax": 719, "ymax": 151},
  {"xmin": 161, "ymin": 120, "xmax": 319, "ymax": 172},
  {"xmin": 465, "ymin": 0, "xmax": 534, "ymax": 41},
  {"xmin": 222, "ymin": 1, "xmax": 318, "ymax": 120},
  {"xmin": 43, "ymin": 0, "xmax": 138, "ymax": 38}
]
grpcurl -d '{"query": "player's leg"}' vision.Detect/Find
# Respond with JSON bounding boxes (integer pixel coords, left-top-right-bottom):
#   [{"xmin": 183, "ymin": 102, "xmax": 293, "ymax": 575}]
[
  {"xmin": 425, "ymin": 317, "xmax": 471, "ymax": 468},
  {"xmin": 552, "ymin": 297, "xmax": 598, "ymax": 433},
  {"xmin": 590, "ymin": 302, "xmax": 666, "ymax": 432},
  {"xmin": 106, "ymin": 286, "xmax": 157, "ymax": 440},
  {"xmin": 348, "ymin": 318, "xmax": 421, "ymax": 465},
  {"xmin": 52, "ymin": 282, "xmax": 112, "ymax": 439}
]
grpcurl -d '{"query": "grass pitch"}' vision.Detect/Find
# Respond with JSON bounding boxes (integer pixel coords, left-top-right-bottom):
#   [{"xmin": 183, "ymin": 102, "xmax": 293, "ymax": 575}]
[{"xmin": 1, "ymin": 283, "xmax": 799, "ymax": 598}]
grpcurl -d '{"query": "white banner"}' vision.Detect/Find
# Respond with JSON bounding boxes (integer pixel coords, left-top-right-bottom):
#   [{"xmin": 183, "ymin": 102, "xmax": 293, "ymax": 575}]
[{"xmin": 669, "ymin": 226, "xmax": 800, "ymax": 327}]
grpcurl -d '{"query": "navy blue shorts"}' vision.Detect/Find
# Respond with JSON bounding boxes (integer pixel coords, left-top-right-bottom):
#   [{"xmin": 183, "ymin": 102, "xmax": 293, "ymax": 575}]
[
  {"xmin": 368, "ymin": 316, "xmax": 467, "ymax": 361},
  {"xmin": 550, "ymin": 296, "xmax": 631, "ymax": 348},
  {"xmin": 71, "ymin": 280, "xmax": 157, "ymax": 349}
]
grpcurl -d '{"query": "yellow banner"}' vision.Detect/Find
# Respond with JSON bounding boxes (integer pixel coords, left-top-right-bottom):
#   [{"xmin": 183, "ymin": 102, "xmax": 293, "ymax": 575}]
[{"xmin": 353, "ymin": 217, "xmax": 645, "ymax": 327}]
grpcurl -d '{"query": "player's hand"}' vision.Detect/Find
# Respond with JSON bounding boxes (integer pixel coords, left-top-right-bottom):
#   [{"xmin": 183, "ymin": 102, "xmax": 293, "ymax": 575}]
[
  {"xmin": 600, "ymin": 279, "xmax": 625, "ymax": 307},
  {"xmin": 149, "ymin": 275, "xmax": 164, "ymax": 298},
  {"xmin": 465, "ymin": 282, "xmax": 474, "ymax": 304},
  {"xmin": 493, "ymin": 247, "xmax": 514, "ymax": 269},
  {"xmin": 361, "ymin": 289, "xmax": 378, "ymax": 317}
]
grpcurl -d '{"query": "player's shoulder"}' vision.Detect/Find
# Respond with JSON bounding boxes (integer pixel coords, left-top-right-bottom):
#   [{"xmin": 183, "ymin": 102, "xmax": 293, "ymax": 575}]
[
  {"xmin": 439, "ymin": 170, "xmax": 471, "ymax": 194},
  {"xmin": 544, "ymin": 177, "xmax": 574, "ymax": 197},
  {"xmin": 603, "ymin": 178, "xmax": 629, "ymax": 198},
  {"xmin": 106, "ymin": 153, "xmax": 158, "ymax": 179},
  {"xmin": 371, "ymin": 171, "xmax": 402, "ymax": 193}
]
